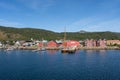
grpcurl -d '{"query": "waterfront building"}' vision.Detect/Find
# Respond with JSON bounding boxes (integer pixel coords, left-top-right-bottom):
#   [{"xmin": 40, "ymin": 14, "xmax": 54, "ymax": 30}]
[
  {"xmin": 98, "ymin": 39, "xmax": 106, "ymax": 48},
  {"xmin": 62, "ymin": 40, "xmax": 80, "ymax": 48},
  {"xmin": 0, "ymin": 41, "xmax": 2, "ymax": 47},
  {"xmin": 55, "ymin": 40, "xmax": 63, "ymax": 44},
  {"xmin": 46, "ymin": 40, "xmax": 58, "ymax": 49},
  {"xmin": 22, "ymin": 40, "xmax": 34, "ymax": 47},
  {"xmin": 61, "ymin": 40, "xmax": 80, "ymax": 53},
  {"xmin": 38, "ymin": 42, "xmax": 43, "ymax": 47},
  {"xmin": 79, "ymin": 40, "xmax": 84, "ymax": 47},
  {"xmin": 85, "ymin": 39, "xmax": 106, "ymax": 48},
  {"xmin": 47, "ymin": 40, "xmax": 58, "ymax": 48},
  {"xmin": 38, "ymin": 40, "xmax": 47, "ymax": 48},
  {"xmin": 85, "ymin": 39, "xmax": 94, "ymax": 48},
  {"xmin": 93, "ymin": 40, "xmax": 97, "ymax": 47},
  {"xmin": 14, "ymin": 41, "xmax": 21, "ymax": 48},
  {"xmin": 0, "ymin": 41, "xmax": 3, "ymax": 48},
  {"xmin": 106, "ymin": 40, "xmax": 120, "ymax": 45}
]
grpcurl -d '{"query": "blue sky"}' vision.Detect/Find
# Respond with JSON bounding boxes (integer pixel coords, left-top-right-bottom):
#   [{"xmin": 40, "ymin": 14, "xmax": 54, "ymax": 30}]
[{"xmin": 0, "ymin": 0, "xmax": 120, "ymax": 32}]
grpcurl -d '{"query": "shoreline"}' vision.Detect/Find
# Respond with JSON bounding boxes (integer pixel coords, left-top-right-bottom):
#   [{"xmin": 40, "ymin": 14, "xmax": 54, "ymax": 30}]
[
  {"xmin": 18, "ymin": 46, "xmax": 120, "ymax": 50},
  {"xmin": 1, "ymin": 46, "xmax": 120, "ymax": 50},
  {"xmin": 77, "ymin": 47, "xmax": 120, "ymax": 50}
]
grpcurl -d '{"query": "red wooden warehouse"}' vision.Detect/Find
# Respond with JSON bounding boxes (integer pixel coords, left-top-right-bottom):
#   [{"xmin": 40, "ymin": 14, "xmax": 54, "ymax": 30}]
[
  {"xmin": 47, "ymin": 40, "xmax": 58, "ymax": 47},
  {"xmin": 62, "ymin": 40, "xmax": 80, "ymax": 47}
]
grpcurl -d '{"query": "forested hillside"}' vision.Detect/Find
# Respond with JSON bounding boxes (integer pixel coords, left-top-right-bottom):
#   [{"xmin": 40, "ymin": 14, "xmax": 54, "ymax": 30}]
[{"xmin": 0, "ymin": 26, "xmax": 120, "ymax": 41}]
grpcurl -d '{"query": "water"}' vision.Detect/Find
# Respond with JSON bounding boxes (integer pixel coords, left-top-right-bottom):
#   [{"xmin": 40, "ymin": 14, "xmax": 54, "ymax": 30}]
[{"xmin": 0, "ymin": 50, "xmax": 120, "ymax": 80}]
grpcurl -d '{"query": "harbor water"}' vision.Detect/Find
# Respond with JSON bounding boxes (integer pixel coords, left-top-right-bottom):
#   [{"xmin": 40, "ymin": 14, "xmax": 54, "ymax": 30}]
[{"xmin": 0, "ymin": 50, "xmax": 120, "ymax": 80}]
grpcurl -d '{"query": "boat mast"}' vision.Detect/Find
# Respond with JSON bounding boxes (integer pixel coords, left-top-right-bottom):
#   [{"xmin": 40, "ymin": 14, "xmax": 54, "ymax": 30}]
[
  {"xmin": 64, "ymin": 27, "xmax": 66, "ymax": 42},
  {"xmin": 63, "ymin": 27, "xmax": 67, "ymax": 49}
]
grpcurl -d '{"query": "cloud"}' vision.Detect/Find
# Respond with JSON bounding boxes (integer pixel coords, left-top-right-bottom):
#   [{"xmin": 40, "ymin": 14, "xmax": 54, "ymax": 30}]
[
  {"xmin": 67, "ymin": 16, "xmax": 100, "ymax": 31},
  {"xmin": 83, "ymin": 19, "xmax": 120, "ymax": 32},
  {"xmin": 0, "ymin": 19, "xmax": 23, "ymax": 27},
  {"xmin": 17, "ymin": 0, "xmax": 55, "ymax": 10},
  {"xmin": 68, "ymin": 17, "xmax": 120, "ymax": 32}
]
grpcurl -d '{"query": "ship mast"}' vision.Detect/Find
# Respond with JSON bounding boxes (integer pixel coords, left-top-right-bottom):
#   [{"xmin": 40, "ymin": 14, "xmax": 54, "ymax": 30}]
[
  {"xmin": 64, "ymin": 27, "xmax": 66, "ymax": 42},
  {"xmin": 63, "ymin": 27, "xmax": 67, "ymax": 49}
]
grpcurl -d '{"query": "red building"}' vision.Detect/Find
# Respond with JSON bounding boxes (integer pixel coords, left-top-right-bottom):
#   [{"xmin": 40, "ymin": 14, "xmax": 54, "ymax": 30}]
[
  {"xmin": 85, "ymin": 39, "xmax": 106, "ymax": 48},
  {"xmin": 62, "ymin": 40, "xmax": 80, "ymax": 47},
  {"xmin": 47, "ymin": 40, "xmax": 58, "ymax": 48},
  {"xmin": 99, "ymin": 39, "xmax": 106, "ymax": 48},
  {"xmin": 85, "ymin": 39, "xmax": 93, "ymax": 48},
  {"xmin": 93, "ymin": 40, "xmax": 97, "ymax": 47},
  {"xmin": 38, "ymin": 42, "xmax": 43, "ymax": 47}
]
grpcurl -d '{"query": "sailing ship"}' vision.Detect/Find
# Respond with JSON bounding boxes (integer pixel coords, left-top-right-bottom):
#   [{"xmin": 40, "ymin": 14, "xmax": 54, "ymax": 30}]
[{"xmin": 61, "ymin": 27, "xmax": 76, "ymax": 53}]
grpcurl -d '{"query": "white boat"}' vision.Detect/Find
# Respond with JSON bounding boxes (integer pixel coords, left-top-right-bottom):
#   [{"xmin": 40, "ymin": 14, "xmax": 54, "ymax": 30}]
[
  {"xmin": 41, "ymin": 47, "xmax": 46, "ymax": 51},
  {"xmin": 6, "ymin": 47, "xmax": 14, "ymax": 51},
  {"xmin": 32, "ymin": 47, "xmax": 46, "ymax": 52}
]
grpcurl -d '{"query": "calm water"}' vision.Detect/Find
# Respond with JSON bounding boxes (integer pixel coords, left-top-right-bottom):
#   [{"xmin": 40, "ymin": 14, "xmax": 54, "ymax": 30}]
[{"xmin": 0, "ymin": 50, "xmax": 120, "ymax": 80}]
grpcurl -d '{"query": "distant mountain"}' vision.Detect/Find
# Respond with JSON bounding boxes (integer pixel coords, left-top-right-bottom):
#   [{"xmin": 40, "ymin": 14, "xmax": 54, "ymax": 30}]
[
  {"xmin": 0, "ymin": 26, "xmax": 120, "ymax": 41},
  {"xmin": 79, "ymin": 30, "xmax": 88, "ymax": 33}
]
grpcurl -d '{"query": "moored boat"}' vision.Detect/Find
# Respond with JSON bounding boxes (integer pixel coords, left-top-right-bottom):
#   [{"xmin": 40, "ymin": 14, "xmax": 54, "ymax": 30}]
[
  {"xmin": 61, "ymin": 47, "xmax": 76, "ymax": 53},
  {"xmin": 6, "ymin": 47, "xmax": 14, "ymax": 51},
  {"xmin": 40, "ymin": 47, "xmax": 46, "ymax": 51},
  {"xmin": 61, "ymin": 48, "xmax": 68, "ymax": 53},
  {"xmin": 32, "ymin": 47, "xmax": 46, "ymax": 52}
]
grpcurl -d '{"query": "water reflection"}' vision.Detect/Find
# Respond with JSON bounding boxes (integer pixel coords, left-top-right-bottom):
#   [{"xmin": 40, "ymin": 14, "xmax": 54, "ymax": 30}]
[
  {"xmin": 47, "ymin": 50, "xmax": 58, "ymax": 54},
  {"xmin": 84, "ymin": 50, "xmax": 107, "ymax": 65},
  {"xmin": 0, "ymin": 50, "xmax": 120, "ymax": 80},
  {"xmin": 85, "ymin": 50, "xmax": 106, "ymax": 56}
]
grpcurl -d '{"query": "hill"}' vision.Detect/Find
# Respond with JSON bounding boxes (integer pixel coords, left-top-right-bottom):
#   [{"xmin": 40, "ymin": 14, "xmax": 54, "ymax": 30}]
[
  {"xmin": 0, "ymin": 26, "xmax": 120, "ymax": 41},
  {"xmin": 0, "ymin": 26, "xmax": 58, "ymax": 41}
]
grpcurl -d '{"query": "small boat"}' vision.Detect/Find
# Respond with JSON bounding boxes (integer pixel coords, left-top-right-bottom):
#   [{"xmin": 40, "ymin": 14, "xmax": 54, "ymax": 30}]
[
  {"xmin": 40, "ymin": 47, "xmax": 46, "ymax": 51},
  {"xmin": 61, "ymin": 48, "xmax": 68, "ymax": 53},
  {"xmin": 32, "ymin": 47, "xmax": 46, "ymax": 52},
  {"xmin": 68, "ymin": 49, "xmax": 76, "ymax": 53},
  {"xmin": 32, "ymin": 49, "xmax": 40, "ymax": 52},
  {"xmin": 68, "ymin": 46, "xmax": 76, "ymax": 53},
  {"xmin": 61, "ymin": 46, "xmax": 76, "ymax": 53},
  {"xmin": 61, "ymin": 48, "xmax": 76, "ymax": 53},
  {"xmin": 6, "ymin": 47, "xmax": 14, "ymax": 51}
]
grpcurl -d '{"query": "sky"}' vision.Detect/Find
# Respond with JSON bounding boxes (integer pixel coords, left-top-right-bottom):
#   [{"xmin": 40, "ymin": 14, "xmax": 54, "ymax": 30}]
[{"xmin": 0, "ymin": 0, "xmax": 120, "ymax": 32}]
